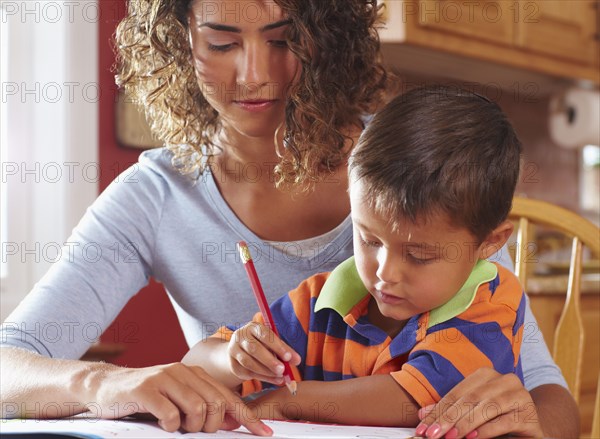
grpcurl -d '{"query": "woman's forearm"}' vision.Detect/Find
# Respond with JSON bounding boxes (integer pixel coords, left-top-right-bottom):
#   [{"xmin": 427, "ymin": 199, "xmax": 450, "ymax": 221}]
[
  {"xmin": 531, "ymin": 384, "xmax": 580, "ymax": 438},
  {"xmin": 1, "ymin": 346, "xmax": 114, "ymax": 418}
]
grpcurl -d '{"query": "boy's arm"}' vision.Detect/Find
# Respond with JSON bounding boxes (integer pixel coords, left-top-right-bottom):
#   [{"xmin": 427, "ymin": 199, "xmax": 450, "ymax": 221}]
[
  {"xmin": 182, "ymin": 336, "xmax": 243, "ymax": 390},
  {"xmin": 252, "ymin": 375, "xmax": 420, "ymax": 427},
  {"xmin": 182, "ymin": 321, "xmax": 301, "ymax": 392}
]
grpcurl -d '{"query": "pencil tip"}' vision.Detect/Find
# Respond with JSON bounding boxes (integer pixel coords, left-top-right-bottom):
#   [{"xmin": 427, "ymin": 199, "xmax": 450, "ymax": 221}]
[{"xmin": 285, "ymin": 380, "xmax": 297, "ymax": 396}]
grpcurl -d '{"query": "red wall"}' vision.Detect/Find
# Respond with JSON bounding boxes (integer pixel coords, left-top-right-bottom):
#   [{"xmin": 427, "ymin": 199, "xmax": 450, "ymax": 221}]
[{"xmin": 98, "ymin": 0, "xmax": 188, "ymax": 366}]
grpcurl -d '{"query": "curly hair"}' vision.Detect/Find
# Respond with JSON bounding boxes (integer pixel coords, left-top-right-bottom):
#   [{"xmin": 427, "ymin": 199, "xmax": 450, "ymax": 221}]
[{"xmin": 115, "ymin": 0, "xmax": 388, "ymax": 187}]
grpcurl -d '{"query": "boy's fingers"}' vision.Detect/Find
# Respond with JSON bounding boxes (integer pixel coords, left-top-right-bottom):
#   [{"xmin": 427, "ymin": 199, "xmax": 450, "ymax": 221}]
[
  {"xmin": 249, "ymin": 324, "xmax": 299, "ymax": 366},
  {"xmin": 233, "ymin": 341, "xmax": 283, "ymax": 377}
]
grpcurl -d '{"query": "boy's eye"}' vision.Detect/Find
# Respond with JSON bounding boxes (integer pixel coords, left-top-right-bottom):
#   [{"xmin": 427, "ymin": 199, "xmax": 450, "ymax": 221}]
[
  {"xmin": 406, "ymin": 252, "xmax": 436, "ymax": 265},
  {"xmin": 359, "ymin": 235, "xmax": 381, "ymax": 248}
]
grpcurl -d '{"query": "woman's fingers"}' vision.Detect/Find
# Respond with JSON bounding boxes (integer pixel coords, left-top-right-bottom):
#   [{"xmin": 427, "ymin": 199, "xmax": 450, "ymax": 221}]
[
  {"xmin": 416, "ymin": 369, "xmax": 492, "ymax": 437},
  {"xmin": 415, "ymin": 368, "xmax": 542, "ymax": 439},
  {"xmin": 187, "ymin": 366, "xmax": 272, "ymax": 437},
  {"xmin": 98, "ymin": 363, "xmax": 272, "ymax": 436}
]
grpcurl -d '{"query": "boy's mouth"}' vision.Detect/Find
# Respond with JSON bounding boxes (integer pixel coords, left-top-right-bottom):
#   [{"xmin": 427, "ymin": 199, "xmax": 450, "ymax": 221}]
[{"xmin": 376, "ymin": 290, "xmax": 405, "ymax": 305}]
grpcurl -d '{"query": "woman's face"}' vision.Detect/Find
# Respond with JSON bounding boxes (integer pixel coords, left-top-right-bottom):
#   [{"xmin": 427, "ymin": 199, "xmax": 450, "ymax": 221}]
[{"xmin": 188, "ymin": 0, "xmax": 299, "ymax": 141}]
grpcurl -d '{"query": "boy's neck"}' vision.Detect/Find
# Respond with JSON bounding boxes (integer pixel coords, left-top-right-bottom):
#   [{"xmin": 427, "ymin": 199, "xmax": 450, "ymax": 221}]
[{"xmin": 367, "ymin": 299, "xmax": 408, "ymax": 339}]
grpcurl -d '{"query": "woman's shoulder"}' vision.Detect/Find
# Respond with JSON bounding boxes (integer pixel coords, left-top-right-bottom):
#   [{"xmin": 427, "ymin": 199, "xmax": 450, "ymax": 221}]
[{"xmin": 137, "ymin": 147, "xmax": 176, "ymax": 177}]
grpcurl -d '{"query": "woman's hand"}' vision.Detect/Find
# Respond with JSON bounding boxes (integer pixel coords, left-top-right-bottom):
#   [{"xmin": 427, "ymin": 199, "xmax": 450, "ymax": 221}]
[
  {"xmin": 227, "ymin": 322, "xmax": 301, "ymax": 385},
  {"xmin": 92, "ymin": 362, "xmax": 273, "ymax": 436},
  {"xmin": 414, "ymin": 368, "xmax": 543, "ymax": 439}
]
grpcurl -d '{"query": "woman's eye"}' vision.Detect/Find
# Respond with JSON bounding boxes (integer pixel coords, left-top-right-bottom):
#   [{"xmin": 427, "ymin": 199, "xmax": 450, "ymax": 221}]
[
  {"xmin": 270, "ymin": 40, "xmax": 288, "ymax": 48},
  {"xmin": 207, "ymin": 43, "xmax": 234, "ymax": 52}
]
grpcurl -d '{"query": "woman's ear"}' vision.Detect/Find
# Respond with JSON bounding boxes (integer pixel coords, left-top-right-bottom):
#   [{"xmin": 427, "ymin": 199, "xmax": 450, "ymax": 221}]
[{"xmin": 479, "ymin": 220, "xmax": 514, "ymax": 260}]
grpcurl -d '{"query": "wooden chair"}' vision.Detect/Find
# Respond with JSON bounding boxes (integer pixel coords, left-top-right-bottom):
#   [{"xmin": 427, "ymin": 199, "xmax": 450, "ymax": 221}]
[{"xmin": 509, "ymin": 197, "xmax": 600, "ymax": 415}]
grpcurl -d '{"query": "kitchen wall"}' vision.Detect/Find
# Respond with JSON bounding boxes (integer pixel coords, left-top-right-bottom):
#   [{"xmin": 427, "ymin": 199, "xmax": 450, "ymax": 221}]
[{"xmin": 390, "ymin": 73, "xmax": 583, "ymax": 213}]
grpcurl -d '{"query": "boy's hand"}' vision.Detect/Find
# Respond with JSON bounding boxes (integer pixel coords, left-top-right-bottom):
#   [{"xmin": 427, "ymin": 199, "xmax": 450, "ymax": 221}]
[{"xmin": 227, "ymin": 322, "xmax": 301, "ymax": 385}]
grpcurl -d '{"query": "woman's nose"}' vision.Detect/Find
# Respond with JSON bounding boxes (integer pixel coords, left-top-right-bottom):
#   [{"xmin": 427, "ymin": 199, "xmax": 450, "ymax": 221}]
[{"xmin": 237, "ymin": 43, "xmax": 271, "ymax": 91}]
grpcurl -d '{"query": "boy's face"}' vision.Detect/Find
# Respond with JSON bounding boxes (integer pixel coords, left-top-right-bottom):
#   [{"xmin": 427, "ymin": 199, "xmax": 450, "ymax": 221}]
[{"xmin": 350, "ymin": 178, "xmax": 488, "ymax": 324}]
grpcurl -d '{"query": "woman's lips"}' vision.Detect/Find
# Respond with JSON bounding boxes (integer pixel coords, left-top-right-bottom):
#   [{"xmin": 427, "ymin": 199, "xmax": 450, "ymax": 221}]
[{"xmin": 233, "ymin": 100, "xmax": 277, "ymax": 112}]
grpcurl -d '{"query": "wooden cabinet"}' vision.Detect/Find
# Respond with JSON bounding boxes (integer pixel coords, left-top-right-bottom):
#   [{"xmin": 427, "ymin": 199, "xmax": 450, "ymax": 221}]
[
  {"xmin": 516, "ymin": 1, "xmax": 597, "ymax": 65},
  {"xmin": 378, "ymin": 0, "xmax": 600, "ymax": 84}
]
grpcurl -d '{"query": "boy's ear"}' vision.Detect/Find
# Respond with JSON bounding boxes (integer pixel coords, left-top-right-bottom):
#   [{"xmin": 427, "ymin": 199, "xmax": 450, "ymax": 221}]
[{"xmin": 479, "ymin": 220, "xmax": 514, "ymax": 260}]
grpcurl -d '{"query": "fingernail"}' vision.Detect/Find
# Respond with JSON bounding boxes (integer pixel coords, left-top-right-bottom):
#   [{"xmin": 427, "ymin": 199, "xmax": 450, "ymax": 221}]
[
  {"xmin": 275, "ymin": 364, "xmax": 284, "ymax": 375},
  {"xmin": 282, "ymin": 352, "xmax": 291, "ymax": 361},
  {"xmin": 426, "ymin": 423, "xmax": 442, "ymax": 439},
  {"xmin": 415, "ymin": 423, "xmax": 428, "ymax": 436},
  {"xmin": 263, "ymin": 424, "xmax": 273, "ymax": 435},
  {"xmin": 445, "ymin": 427, "xmax": 458, "ymax": 439},
  {"xmin": 465, "ymin": 431, "xmax": 478, "ymax": 439}
]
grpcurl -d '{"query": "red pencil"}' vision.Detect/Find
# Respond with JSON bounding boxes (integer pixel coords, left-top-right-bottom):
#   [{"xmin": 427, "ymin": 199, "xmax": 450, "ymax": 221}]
[{"xmin": 237, "ymin": 241, "xmax": 297, "ymax": 395}]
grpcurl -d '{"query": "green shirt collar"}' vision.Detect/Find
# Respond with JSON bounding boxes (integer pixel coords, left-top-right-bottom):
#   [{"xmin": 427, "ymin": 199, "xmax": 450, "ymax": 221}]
[{"xmin": 314, "ymin": 256, "xmax": 498, "ymax": 329}]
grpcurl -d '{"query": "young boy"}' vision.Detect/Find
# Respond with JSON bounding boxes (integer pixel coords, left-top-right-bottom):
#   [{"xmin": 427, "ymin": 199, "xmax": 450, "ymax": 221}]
[{"xmin": 183, "ymin": 85, "xmax": 525, "ymax": 430}]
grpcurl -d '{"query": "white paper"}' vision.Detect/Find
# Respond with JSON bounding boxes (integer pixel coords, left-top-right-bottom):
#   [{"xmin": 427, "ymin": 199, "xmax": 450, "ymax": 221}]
[{"xmin": 0, "ymin": 418, "xmax": 415, "ymax": 438}]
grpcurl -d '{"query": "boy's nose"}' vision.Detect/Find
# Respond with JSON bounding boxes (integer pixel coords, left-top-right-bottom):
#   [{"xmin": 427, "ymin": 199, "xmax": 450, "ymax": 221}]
[{"xmin": 376, "ymin": 249, "xmax": 403, "ymax": 284}]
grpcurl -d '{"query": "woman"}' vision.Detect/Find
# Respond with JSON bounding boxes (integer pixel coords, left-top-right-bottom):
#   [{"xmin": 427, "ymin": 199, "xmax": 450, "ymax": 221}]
[{"xmin": 0, "ymin": 0, "xmax": 578, "ymax": 437}]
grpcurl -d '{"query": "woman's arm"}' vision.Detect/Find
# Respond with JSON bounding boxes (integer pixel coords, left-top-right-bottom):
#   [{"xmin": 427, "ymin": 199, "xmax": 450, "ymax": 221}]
[
  {"xmin": 0, "ymin": 346, "xmax": 271, "ymax": 435},
  {"xmin": 415, "ymin": 368, "xmax": 579, "ymax": 439},
  {"xmin": 531, "ymin": 383, "xmax": 579, "ymax": 439},
  {"xmin": 251, "ymin": 375, "xmax": 420, "ymax": 427}
]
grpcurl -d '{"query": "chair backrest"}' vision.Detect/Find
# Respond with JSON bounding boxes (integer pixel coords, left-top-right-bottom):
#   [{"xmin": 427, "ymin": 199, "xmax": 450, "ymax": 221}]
[{"xmin": 509, "ymin": 197, "xmax": 600, "ymax": 402}]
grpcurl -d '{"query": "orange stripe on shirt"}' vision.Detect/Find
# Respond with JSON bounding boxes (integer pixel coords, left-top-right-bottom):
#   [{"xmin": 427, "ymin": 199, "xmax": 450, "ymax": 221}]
[
  {"xmin": 392, "ymin": 363, "xmax": 441, "ymax": 407},
  {"xmin": 286, "ymin": 273, "xmax": 330, "ymax": 337},
  {"xmin": 414, "ymin": 327, "xmax": 494, "ymax": 376}
]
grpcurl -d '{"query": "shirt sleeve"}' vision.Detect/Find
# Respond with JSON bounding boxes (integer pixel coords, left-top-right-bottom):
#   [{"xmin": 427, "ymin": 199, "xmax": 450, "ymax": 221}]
[
  {"xmin": 0, "ymin": 155, "xmax": 165, "ymax": 360},
  {"xmin": 391, "ymin": 276, "xmax": 525, "ymax": 407},
  {"xmin": 520, "ymin": 294, "xmax": 568, "ymax": 390},
  {"xmin": 488, "ymin": 245, "xmax": 568, "ymax": 390}
]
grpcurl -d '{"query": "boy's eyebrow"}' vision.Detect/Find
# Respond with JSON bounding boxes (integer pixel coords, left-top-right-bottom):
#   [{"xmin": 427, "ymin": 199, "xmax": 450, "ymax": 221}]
[
  {"xmin": 404, "ymin": 242, "xmax": 439, "ymax": 251},
  {"xmin": 353, "ymin": 218, "xmax": 440, "ymax": 250},
  {"xmin": 198, "ymin": 19, "xmax": 292, "ymax": 33}
]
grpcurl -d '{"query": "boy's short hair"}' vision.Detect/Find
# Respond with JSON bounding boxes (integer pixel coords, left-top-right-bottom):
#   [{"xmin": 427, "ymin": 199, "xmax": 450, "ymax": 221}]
[{"xmin": 349, "ymin": 85, "xmax": 522, "ymax": 243}]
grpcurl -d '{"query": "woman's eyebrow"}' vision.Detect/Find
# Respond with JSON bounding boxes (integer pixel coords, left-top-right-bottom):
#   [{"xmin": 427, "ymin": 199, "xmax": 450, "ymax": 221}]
[
  {"xmin": 198, "ymin": 19, "xmax": 292, "ymax": 33},
  {"xmin": 198, "ymin": 22, "xmax": 241, "ymax": 32},
  {"xmin": 260, "ymin": 18, "xmax": 292, "ymax": 31}
]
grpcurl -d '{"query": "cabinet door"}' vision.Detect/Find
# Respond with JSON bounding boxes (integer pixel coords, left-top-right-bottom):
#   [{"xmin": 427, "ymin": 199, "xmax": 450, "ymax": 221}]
[
  {"xmin": 516, "ymin": 0, "xmax": 598, "ymax": 65},
  {"xmin": 416, "ymin": 0, "xmax": 515, "ymax": 46}
]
